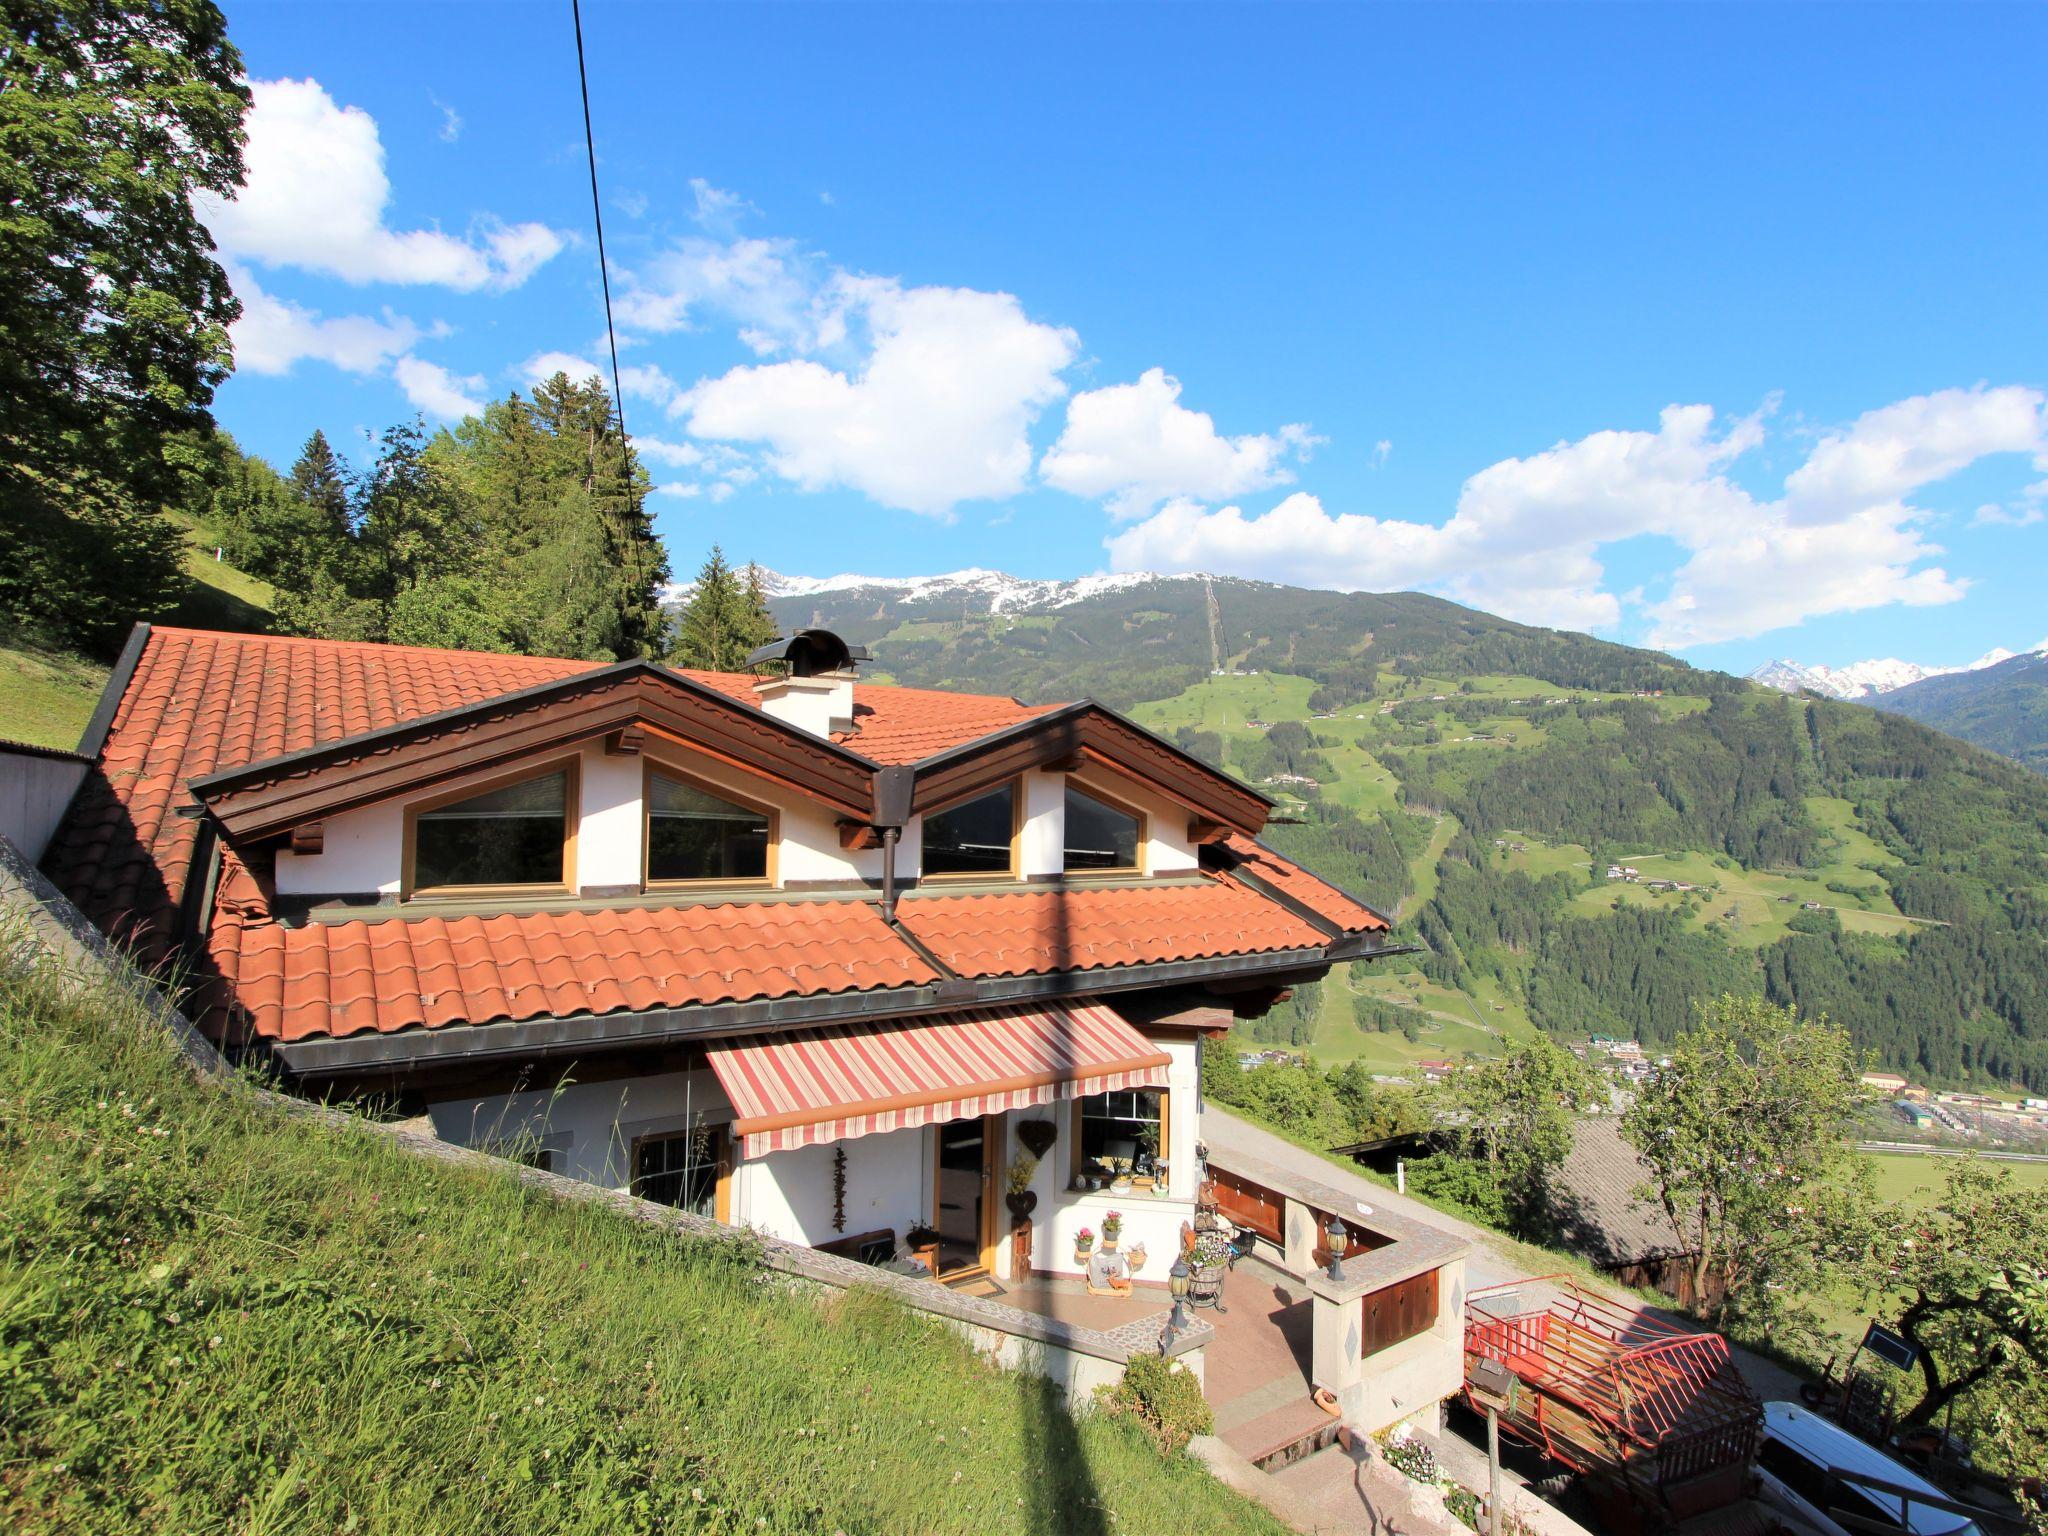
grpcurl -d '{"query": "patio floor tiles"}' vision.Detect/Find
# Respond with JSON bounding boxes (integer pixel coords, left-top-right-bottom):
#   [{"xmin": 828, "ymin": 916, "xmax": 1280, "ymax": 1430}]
[{"xmin": 1197, "ymin": 1260, "xmax": 1332, "ymax": 1461}]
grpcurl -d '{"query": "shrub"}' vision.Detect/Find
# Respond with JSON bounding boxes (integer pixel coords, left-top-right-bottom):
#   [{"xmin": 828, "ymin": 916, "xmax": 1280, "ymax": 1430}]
[{"xmin": 1097, "ymin": 1356, "xmax": 1213, "ymax": 1453}]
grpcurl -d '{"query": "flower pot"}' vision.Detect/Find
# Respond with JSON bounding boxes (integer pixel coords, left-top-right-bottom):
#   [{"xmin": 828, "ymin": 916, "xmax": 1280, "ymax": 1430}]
[{"xmin": 1004, "ymin": 1191, "xmax": 1037, "ymax": 1221}]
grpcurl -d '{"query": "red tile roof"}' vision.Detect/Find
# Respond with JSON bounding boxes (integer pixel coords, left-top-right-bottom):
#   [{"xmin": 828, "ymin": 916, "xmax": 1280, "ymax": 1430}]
[
  {"xmin": 211, "ymin": 884, "xmax": 938, "ymax": 1043},
  {"xmin": 41, "ymin": 627, "xmax": 1049, "ymax": 958},
  {"xmin": 42, "ymin": 626, "xmax": 1357, "ymax": 1052},
  {"xmin": 893, "ymin": 879, "xmax": 1327, "ymax": 979},
  {"xmin": 1221, "ymin": 834, "xmax": 1390, "ymax": 933}
]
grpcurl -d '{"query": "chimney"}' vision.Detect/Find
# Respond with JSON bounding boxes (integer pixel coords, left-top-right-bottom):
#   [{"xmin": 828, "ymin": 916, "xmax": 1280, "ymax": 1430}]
[{"xmin": 747, "ymin": 629, "xmax": 868, "ymax": 740}]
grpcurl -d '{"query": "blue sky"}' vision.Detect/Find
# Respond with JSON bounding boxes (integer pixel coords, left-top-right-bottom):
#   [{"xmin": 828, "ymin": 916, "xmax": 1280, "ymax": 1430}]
[{"xmin": 208, "ymin": 2, "xmax": 2047, "ymax": 677}]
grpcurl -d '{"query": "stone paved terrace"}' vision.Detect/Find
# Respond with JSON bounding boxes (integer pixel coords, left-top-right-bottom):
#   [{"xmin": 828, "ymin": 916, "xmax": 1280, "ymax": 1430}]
[{"xmin": 1201, "ymin": 1255, "xmax": 1334, "ymax": 1462}]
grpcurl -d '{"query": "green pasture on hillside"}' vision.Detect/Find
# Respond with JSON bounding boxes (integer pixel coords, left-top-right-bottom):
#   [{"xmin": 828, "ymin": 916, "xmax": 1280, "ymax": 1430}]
[{"xmin": 0, "ymin": 639, "xmax": 107, "ymax": 751}]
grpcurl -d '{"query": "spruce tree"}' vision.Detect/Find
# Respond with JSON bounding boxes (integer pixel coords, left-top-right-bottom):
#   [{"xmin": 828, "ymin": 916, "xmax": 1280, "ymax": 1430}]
[
  {"xmin": 289, "ymin": 431, "xmax": 353, "ymax": 540},
  {"xmin": 671, "ymin": 546, "xmax": 758, "ymax": 672}
]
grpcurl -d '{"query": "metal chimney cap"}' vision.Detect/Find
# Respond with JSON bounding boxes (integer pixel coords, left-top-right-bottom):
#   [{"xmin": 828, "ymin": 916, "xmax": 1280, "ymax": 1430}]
[{"xmin": 745, "ymin": 628, "xmax": 872, "ymax": 677}]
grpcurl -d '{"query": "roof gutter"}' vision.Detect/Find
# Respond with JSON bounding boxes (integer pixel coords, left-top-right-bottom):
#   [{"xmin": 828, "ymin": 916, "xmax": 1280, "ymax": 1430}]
[{"xmin": 269, "ymin": 945, "xmax": 1334, "ymax": 1080}]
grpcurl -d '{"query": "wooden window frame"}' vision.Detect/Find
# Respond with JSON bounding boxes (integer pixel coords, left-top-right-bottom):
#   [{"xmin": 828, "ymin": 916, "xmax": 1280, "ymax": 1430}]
[
  {"xmin": 1070, "ymin": 1086, "xmax": 1170, "ymax": 1191},
  {"xmin": 641, "ymin": 756, "xmax": 780, "ymax": 892},
  {"xmin": 628, "ymin": 1122, "xmax": 734, "ymax": 1225},
  {"xmin": 1061, "ymin": 775, "xmax": 1149, "ymax": 879},
  {"xmin": 401, "ymin": 754, "xmax": 581, "ymax": 901},
  {"xmin": 917, "ymin": 776, "xmax": 1023, "ymax": 882}
]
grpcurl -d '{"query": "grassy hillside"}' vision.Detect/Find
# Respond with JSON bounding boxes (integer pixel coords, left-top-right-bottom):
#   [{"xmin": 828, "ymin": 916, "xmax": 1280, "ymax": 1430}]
[
  {"xmin": 0, "ymin": 636, "xmax": 107, "ymax": 750},
  {"xmin": 0, "ymin": 941, "xmax": 1276, "ymax": 1535}
]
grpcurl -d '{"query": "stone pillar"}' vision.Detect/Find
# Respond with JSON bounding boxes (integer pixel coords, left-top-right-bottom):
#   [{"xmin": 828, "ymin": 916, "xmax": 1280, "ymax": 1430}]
[
  {"xmin": 1308, "ymin": 1251, "xmax": 1470, "ymax": 1437},
  {"xmin": 1283, "ymin": 1195, "xmax": 1321, "ymax": 1275}
]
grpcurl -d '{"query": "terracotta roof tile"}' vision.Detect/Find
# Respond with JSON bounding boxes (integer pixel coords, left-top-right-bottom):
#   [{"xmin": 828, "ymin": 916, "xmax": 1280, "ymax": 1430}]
[
  {"xmin": 211, "ymin": 898, "xmax": 940, "ymax": 1043},
  {"xmin": 894, "ymin": 879, "xmax": 1326, "ymax": 979},
  {"xmin": 40, "ymin": 627, "xmax": 1059, "ymax": 960},
  {"xmin": 1221, "ymin": 834, "xmax": 1390, "ymax": 933}
]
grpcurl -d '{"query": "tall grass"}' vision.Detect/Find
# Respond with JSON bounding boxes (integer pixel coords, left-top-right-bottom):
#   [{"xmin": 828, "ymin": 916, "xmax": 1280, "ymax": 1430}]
[{"xmin": 0, "ymin": 935, "xmax": 1284, "ymax": 1534}]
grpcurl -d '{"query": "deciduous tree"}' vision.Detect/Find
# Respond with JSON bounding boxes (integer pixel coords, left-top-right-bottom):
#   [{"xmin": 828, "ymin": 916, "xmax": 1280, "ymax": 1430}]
[
  {"xmin": 1622, "ymin": 995, "xmax": 1865, "ymax": 1329},
  {"xmin": 0, "ymin": 0, "xmax": 249, "ymax": 654}
]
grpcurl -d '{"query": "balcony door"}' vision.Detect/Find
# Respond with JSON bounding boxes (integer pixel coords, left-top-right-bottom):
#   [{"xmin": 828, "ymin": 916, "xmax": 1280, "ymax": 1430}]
[{"xmin": 932, "ymin": 1115, "xmax": 998, "ymax": 1278}]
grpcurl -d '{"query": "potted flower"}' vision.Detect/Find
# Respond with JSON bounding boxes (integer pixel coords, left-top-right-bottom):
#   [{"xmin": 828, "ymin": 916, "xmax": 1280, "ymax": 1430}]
[
  {"xmin": 1101, "ymin": 1210, "xmax": 1123, "ymax": 1251},
  {"xmin": 1004, "ymin": 1154, "xmax": 1039, "ymax": 1221},
  {"xmin": 1073, "ymin": 1226, "xmax": 1095, "ymax": 1263},
  {"xmin": 904, "ymin": 1221, "xmax": 941, "ymax": 1276}
]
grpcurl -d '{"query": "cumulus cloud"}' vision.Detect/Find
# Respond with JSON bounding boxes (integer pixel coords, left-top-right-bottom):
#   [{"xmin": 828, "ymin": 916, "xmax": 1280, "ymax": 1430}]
[
  {"xmin": 520, "ymin": 351, "xmax": 679, "ymax": 411},
  {"xmin": 202, "ymin": 78, "xmax": 565, "ymax": 291},
  {"xmin": 1107, "ymin": 386, "xmax": 2046, "ymax": 647},
  {"xmin": 616, "ymin": 234, "xmax": 832, "ymax": 355},
  {"xmin": 228, "ymin": 265, "xmax": 429, "ymax": 376},
  {"xmin": 680, "ymin": 282, "xmax": 1077, "ymax": 517},
  {"xmin": 1040, "ymin": 368, "xmax": 1318, "ymax": 519},
  {"xmin": 394, "ymin": 356, "xmax": 486, "ymax": 419}
]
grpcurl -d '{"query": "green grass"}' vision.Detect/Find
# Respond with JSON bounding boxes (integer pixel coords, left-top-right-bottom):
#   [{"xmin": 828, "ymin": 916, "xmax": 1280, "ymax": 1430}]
[
  {"xmin": 1865, "ymin": 1150, "xmax": 2048, "ymax": 1207},
  {"xmin": 0, "ymin": 938, "xmax": 1280, "ymax": 1535},
  {"xmin": 166, "ymin": 515, "xmax": 276, "ymax": 632},
  {"xmin": 1302, "ymin": 960, "xmax": 1536, "ymax": 1073},
  {"xmin": 0, "ymin": 637, "xmax": 108, "ymax": 750}
]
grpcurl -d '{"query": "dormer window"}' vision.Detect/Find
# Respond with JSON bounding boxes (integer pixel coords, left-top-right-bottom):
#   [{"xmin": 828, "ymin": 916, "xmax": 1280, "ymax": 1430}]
[
  {"xmin": 1064, "ymin": 783, "xmax": 1144, "ymax": 874},
  {"xmin": 408, "ymin": 764, "xmax": 574, "ymax": 896},
  {"xmin": 646, "ymin": 767, "xmax": 773, "ymax": 885},
  {"xmin": 922, "ymin": 781, "xmax": 1018, "ymax": 878}
]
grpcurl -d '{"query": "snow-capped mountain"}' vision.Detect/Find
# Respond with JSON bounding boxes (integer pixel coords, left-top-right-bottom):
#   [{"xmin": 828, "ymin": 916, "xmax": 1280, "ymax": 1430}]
[
  {"xmin": 1748, "ymin": 642, "xmax": 2047, "ymax": 700},
  {"xmin": 665, "ymin": 567, "xmax": 1271, "ymax": 614}
]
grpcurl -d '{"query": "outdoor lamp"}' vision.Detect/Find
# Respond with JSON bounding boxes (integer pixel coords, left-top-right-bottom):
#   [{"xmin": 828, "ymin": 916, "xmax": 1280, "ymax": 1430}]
[
  {"xmin": 1324, "ymin": 1214, "xmax": 1348, "ymax": 1282},
  {"xmin": 1167, "ymin": 1254, "xmax": 1192, "ymax": 1332}
]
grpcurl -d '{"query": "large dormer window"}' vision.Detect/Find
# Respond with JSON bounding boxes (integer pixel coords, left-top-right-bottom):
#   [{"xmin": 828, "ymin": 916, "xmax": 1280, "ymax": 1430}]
[
  {"xmin": 922, "ymin": 781, "xmax": 1018, "ymax": 878},
  {"xmin": 409, "ymin": 765, "xmax": 573, "ymax": 895},
  {"xmin": 1064, "ymin": 783, "xmax": 1144, "ymax": 874},
  {"xmin": 646, "ymin": 767, "xmax": 773, "ymax": 885}
]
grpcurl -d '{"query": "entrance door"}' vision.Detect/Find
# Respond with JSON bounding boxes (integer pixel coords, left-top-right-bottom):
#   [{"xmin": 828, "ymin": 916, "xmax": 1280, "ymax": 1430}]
[{"xmin": 933, "ymin": 1116, "xmax": 996, "ymax": 1277}]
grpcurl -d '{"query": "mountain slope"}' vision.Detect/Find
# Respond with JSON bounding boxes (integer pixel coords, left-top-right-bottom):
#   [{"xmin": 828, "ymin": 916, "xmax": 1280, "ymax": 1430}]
[
  {"xmin": 768, "ymin": 570, "xmax": 2048, "ymax": 1092},
  {"xmin": 770, "ymin": 570, "xmax": 1706, "ymax": 711},
  {"xmin": 1877, "ymin": 649, "xmax": 2048, "ymax": 773}
]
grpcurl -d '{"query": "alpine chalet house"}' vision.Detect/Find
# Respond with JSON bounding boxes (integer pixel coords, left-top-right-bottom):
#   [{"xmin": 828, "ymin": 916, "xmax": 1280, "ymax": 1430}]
[{"xmin": 41, "ymin": 624, "xmax": 1392, "ymax": 1288}]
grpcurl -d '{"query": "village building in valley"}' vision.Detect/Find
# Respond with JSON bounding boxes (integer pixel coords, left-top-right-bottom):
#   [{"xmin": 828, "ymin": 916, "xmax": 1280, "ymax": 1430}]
[{"xmin": 36, "ymin": 624, "xmax": 1405, "ymax": 1302}]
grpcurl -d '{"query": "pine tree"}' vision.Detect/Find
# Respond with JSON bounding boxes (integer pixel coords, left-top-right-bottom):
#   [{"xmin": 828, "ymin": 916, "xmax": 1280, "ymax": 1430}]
[
  {"xmin": 739, "ymin": 562, "xmax": 779, "ymax": 661},
  {"xmin": 670, "ymin": 546, "xmax": 760, "ymax": 672},
  {"xmin": 289, "ymin": 431, "xmax": 353, "ymax": 540}
]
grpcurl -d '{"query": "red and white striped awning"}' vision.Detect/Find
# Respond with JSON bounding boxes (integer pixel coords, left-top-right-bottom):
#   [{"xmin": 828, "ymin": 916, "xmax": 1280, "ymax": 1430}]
[{"xmin": 706, "ymin": 1001, "xmax": 1171, "ymax": 1159}]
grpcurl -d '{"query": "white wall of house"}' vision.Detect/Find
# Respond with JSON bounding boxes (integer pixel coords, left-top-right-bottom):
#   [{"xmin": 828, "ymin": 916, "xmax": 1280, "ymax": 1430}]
[
  {"xmin": 740, "ymin": 1129, "xmax": 934, "ymax": 1247},
  {"xmin": 1018, "ymin": 768, "xmax": 1066, "ymax": 877},
  {"xmin": 275, "ymin": 798, "xmax": 405, "ymax": 896},
  {"xmin": 426, "ymin": 1066, "xmax": 735, "ymax": 1187},
  {"xmin": 1008, "ymin": 1034, "xmax": 1202, "ymax": 1284}
]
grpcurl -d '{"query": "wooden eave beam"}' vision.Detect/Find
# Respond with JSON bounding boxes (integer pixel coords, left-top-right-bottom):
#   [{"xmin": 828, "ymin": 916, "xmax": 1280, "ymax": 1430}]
[{"xmin": 193, "ymin": 670, "xmax": 876, "ymax": 841}]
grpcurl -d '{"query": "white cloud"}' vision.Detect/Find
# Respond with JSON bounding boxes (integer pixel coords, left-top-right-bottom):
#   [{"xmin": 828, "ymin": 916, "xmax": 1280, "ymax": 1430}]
[
  {"xmin": 394, "ymin": 356, "xmax": 486, "ymax": 419},
  {"xmin": 1372, "ymin": 440, "xmax": 1392, "ymax": 469},
  {"xmin": 1972, "ymin": 501, "xmax": 2044, "ymax": 528},
  {"xmin": 681, "ymin": 282, "xmax": 1077, "ymax": 517},
  {"xmin": 432, "ymin": 95, "xmax": 462, "ymax": 143},
  {"xmin": 228, "ymin": 265, "xmax": 428, "ymax": 375},
  {"xmin": 1107, "ymin": 388, "xmax": 2044, "ymax": 647},
  {"xmin": 521, "ymin": 351, "xmax": 679, "ymax": 412},
  {"xmin": 616, "ymin": 234, "xmax": 828, "ymax": 353},
  {"xmin": 689, "ymin": 178, "xmax": 755, "ymax": 235},
  {"xmin": 202, "ymin": 78, "xmax": 565, "ymax": 291},
  {"xmin": 1040, "ymin": 368, "xmax": 1317, "ymax": 519}
]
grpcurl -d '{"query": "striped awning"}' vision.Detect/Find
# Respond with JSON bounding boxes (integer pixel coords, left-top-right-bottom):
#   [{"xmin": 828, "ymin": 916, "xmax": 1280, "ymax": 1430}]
[{"xmin": 706, "ymin": 1001, "xmax": 1171, "ymax": 1159}]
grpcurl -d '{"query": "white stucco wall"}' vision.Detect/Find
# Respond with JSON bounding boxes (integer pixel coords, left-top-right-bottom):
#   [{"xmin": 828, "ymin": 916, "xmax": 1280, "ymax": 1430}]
[
  {"xmin": 1013, "ymin": 1035, "xmax": 1202, "ymax": 1283},
  {"xmin": 274, "ymin": 798, "xmax": 405, "ymax": 896},
  {"xmin": 273, "ymin": 737, "xmax": 885, "ymax": 899},
  {"xmin": 426, "ymin": 1065, "xmax": 735, "ymax": 1187},
  {"xmin": 740, "ymin": 1129, "xmax": 934, "ymax": 1247}
]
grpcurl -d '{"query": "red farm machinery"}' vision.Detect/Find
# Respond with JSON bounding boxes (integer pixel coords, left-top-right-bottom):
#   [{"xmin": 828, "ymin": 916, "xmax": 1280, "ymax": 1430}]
[{"xmin": 1464, "ymin": 1278, "xmax": 1765, "ymax": 1535}]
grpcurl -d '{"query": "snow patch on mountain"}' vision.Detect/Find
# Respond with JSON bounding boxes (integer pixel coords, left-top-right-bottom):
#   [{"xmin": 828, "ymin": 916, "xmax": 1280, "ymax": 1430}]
[
  {"xmin": 1748, "ymin": 640, "xmax": 2048, "ymax": 700},
  {"xmin": 666, "ymin": 567, "xmax": 1277, "ymax": 615}
]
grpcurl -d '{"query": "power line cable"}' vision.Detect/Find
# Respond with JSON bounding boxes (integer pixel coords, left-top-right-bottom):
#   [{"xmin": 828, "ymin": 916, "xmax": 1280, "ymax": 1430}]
[
  {"xmin": 570, "ymin": 0, "xmax": 627, "ymax": 439},
  {"xmin": 569, "ymin": 0, "xmax": 662, "ymax": 652}
]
